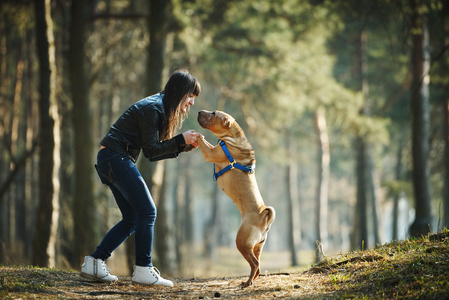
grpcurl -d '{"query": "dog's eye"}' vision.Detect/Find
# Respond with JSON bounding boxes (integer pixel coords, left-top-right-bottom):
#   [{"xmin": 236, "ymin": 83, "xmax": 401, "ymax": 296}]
[{"xmin": 212, "ymin": 111, "xmax": 216, "ymax": 116}]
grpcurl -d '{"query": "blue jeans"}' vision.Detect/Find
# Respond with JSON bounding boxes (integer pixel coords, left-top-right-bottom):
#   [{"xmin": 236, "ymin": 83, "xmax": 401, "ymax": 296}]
[{"xmin": 92, "ymin": 148, "xmax": 156, "ymax": 267}]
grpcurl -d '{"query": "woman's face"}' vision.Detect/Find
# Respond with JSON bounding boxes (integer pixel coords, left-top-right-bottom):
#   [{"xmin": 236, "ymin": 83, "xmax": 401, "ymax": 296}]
[{"xmin": 180, "ymin": 94, "xmax": 195, "ymax": 113}]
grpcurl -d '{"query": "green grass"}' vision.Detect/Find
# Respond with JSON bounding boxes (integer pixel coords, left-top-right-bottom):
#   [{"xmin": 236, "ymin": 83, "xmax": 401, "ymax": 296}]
[{"xmin": 309, "ymin": 230, "xmax": 449, "ymax": 299}]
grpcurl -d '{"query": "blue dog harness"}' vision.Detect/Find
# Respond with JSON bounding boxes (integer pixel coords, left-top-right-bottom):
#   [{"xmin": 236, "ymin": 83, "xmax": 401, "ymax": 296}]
[{"xmin": 213, "ymin": 140, "xmax": 256, "ymax": 181}]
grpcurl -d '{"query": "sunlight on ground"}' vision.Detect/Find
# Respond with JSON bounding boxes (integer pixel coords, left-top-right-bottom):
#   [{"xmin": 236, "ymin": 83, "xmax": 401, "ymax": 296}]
[
  {"xmin": 106, "ymin": 246, "xmax": 316, "ymax": 278},
  {"xmin": 185, "ymin": 247, "xmax": 315, "ymax": 278}
]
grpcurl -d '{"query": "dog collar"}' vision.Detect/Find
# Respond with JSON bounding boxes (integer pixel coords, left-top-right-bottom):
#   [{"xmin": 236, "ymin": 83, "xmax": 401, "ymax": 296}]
[{"xmin": 213, "ymin": 140, "xmax": 256, "ymax": 181}]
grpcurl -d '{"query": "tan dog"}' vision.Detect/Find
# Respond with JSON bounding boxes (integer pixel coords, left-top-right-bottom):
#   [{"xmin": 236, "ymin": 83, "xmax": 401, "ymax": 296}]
[{"xmin": 196, "ymin": 110, "xmax": 276, "ymax": 287}]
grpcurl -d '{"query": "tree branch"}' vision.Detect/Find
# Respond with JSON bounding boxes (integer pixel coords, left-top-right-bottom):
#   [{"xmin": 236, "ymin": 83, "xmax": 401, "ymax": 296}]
[{"xmin": 0, "ymin": 138, "xmax": 38, "ymax": 204}]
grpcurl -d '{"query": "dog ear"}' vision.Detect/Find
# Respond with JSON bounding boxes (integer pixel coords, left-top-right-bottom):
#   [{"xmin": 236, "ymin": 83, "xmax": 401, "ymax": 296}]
[{"xmin": 223, "ymin": 117, "xmax": 232, "ymax": 128}]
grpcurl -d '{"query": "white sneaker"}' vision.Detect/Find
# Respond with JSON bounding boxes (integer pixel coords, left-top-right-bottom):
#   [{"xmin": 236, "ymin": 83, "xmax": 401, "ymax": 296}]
[
  {"xmin": 132, "ymin": 265, "xmax": 174, "ymax": 287},
  {"xmin": 80, "ymin": 256, "xmax": 118, "ymax": 283}
]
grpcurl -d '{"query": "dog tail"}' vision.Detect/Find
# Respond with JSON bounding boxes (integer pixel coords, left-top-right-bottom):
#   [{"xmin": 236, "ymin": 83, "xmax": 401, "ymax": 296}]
[{"xmin": 262, "ymin": 206, "xmax": 276, "ymax": 232}]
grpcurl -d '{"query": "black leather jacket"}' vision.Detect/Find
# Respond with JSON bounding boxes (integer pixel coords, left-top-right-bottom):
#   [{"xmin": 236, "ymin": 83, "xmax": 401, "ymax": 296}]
[{"xmin": 100, "ymin": 94, "xmax": 187, "ymax": 163}]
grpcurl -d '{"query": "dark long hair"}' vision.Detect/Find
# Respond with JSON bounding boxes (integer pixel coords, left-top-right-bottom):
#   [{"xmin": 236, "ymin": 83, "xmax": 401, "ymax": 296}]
[{"xmin": 160, "ymin": 69, "xmax": 201, "ymax": 140}]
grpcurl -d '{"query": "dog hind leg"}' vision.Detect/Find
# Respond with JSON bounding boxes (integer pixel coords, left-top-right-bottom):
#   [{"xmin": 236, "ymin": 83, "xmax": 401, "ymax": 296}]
[
  {"xmin": 236, "ymin": 240, "xmax": 259, "ymax": 287},
  {"xmin": 236, "ymin": 226, "xmax": 261, "ymax": 287},
  {"xmin": 252, "ymin": 241, "xmax": 265, "ymax": 280}
]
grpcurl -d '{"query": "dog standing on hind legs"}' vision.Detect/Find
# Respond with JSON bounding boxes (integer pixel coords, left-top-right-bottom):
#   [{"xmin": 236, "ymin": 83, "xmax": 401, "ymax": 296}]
[{"xmin": 196, "ymin": 110, "xmax": 276, "ymax": 287}]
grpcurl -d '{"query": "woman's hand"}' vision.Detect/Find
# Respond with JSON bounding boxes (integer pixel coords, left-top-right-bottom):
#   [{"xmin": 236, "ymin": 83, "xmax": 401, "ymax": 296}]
[{"xmin": 182, "ymin": 130, "xmax": 204, "ymax": 148}]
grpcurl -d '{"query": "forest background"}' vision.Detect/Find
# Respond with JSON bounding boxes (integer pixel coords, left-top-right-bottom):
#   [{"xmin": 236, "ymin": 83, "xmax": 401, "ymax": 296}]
[{"xmin": 1, "ymin": 0, "xmax": 448, "ymax": 279}]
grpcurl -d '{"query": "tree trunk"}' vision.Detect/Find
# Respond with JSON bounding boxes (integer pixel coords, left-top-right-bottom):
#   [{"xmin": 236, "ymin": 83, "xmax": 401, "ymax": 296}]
[
  {"xmin": 204, "ymin": 176, "xmax": 221, "ymax": 260},
  {"xmin": 146, "ymin": 0, "xmax": 170, "ymax": 95},
  {"xmin": 32, "ymin": 0, "xmax": 60, "ymax": 267},
  {"xmin": 285, "ymin": 131, "xmax": 298, "ymax": 266},
  {"xmin": 25, "ymin": 27, "xmax": 38, "ymax": 260},
  {"xmin": 174, "ymin": 160, "xmax": 186, "ymax": 272},
  {"xmin": 0, "ymin": 3, "xmax": 6, "ymax": 263},
  {"xmin": 392, "ymin": 139, "xmax": 404, "ymax": 240},
  {"xmin": 69, "ymin": 0, "xmax": 96, "ymax": 265},
  {"xmin": 174, "ymin": 164, "xmax": 183, "ymax": 271},
  {"xmin": 352, "ymin": 30, "xmax": 369, "ymax": 250},
  {"xmin": 10, "ymin": 45, "xmax": 24, "ymax": 260},
  {"xmin": 444, "ymin": 86, "xmax": 449, "ymax": 230},
  {"xmin": 367, "ymin": 149, "xmax": 381, "ymax": 245},
  {"xmin": 442, "ymin": 0, "xmax": 449, "ymax": 230},
  {"xmin": 184, "ymin": 159, "xmax": 194, "ymax": 245},
  {"xmin": 154, "ymin": 161, "xmax": 171, "ymax": 274},
  {"xmin": 314, "ymin": 108, "xmax": 330, "ymax": 262},
  {"xmin": 354, "ymin": 136, "xmax": 368, "ymax": 250},
  {"xmin": 409, "ymin": 0, "xmax": 432, "ymax": 237}
]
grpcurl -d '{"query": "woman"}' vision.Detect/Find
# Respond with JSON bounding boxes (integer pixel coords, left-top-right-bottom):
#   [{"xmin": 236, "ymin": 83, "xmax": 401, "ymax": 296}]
[{"xmin": 80, "ymin": 69, "xmax": 202, "ymax": 287}]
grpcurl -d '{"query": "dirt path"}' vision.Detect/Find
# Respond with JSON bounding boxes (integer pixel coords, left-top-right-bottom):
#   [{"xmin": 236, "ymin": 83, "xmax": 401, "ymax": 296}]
[
  {"xmin": 1, "ymin": 267, "xmax": 327, "ymax": 299},
  {"xmin": 63, "ymin": 274, "xmax": 289, "ymax": 299},
  {"xmin": 3, "ymin": 233, "xmax": 449, "ymax": 299}
]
